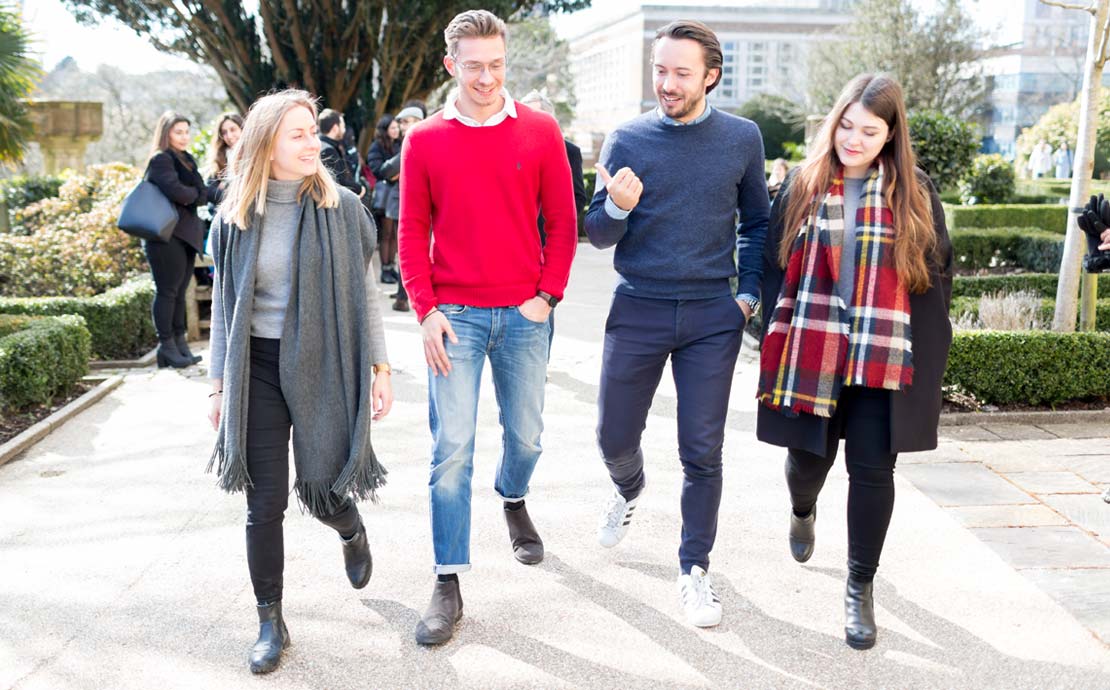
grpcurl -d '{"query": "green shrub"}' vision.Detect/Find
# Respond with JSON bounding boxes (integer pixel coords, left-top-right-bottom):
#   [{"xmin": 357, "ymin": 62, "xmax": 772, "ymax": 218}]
[
  {"xmin": 0, "ymin": 314, "xmax": 90, "ymax": 409},
  {"xmin": 952, "ymin": 273, "xmax": 1110, "ymax": 299},
  {"xmin": 0, "ymin": 173, "xmax": 65, "ymax": 232},
  {"xmin": 951, "ymin": 228, "xmax": 1063, "ymax": 272},
  {"xmin": 0, "ymin": 163, "xmax": 147, "ymax": 297},
  {"xmin": 908, "ymin": 110, "xmax": 980, "ymax": 191},
  {"xmin": 951, "ymin": 294, "xmax": 1110, "ymax": 331},
  {"xmin": 583, "ymin": 168, "xmax": 597, "ymax": 209},
  {"xmin": 0, "ymin": 314, "xmax": 35, "ymax": 338},
  {"xmin": 0, "ymin": 276, "xmax": 155, "ymax": 360},
  {"xmin": 735, "ymin": 94, "xmax": 804, "ymax": 160},
  {"xmin": 944, "ymin": 331, "xmax": 1110, "ymax": 406},
  {"xmin": 959, "ymin": 154, "xmax": 1016, "ymax": 204},
  {"xmin": 944, "ymin": 204, "xmax": 1067, "ymax": 233}
]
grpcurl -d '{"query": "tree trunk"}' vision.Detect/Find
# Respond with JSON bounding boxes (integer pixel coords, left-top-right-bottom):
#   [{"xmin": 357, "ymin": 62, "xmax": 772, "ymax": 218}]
[{"xmin": 1054, "ymin": 0, "xmax": 1109, "ymax": 331}]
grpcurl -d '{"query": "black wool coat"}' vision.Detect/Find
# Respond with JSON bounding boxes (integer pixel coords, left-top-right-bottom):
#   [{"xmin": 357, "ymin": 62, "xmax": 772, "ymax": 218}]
[
  {"xmin": 144, "ymin": 150, "xmax": 208, "ymax": 253},
  {"xmin": 756, "ymin": 168, "xmax": 954, "ymax": 456}
]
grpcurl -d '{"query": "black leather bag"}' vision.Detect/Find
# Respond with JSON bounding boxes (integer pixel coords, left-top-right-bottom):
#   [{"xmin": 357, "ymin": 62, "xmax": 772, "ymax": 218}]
[{"xmin": 117, "ymin": 180, "xmax": 178, "ymax": 243}]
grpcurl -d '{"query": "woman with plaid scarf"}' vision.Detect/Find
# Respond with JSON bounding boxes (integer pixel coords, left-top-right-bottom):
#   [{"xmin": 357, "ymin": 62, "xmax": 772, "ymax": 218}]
[{"xmin": 756, "ymin": 74, "xmax": 953, "ymax": 651}]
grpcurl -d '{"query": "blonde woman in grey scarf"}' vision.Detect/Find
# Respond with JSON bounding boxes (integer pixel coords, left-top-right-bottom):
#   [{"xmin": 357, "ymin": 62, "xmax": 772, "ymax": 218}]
[{"xmin": 206, "ymin": 89, "xmax": 392, "ymax": 675}]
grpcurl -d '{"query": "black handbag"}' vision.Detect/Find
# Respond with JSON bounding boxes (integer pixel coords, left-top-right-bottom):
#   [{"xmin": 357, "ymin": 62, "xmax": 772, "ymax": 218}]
[{"xmin": 118, "ymin": 180, "xmax": 178, "ymax": 243}]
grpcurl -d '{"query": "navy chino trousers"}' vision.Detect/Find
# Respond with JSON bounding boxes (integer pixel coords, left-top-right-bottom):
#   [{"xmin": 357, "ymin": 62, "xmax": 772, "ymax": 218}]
[{"xmin": 596, "ymin": 292, "xmax": 744, "ymax": 573}]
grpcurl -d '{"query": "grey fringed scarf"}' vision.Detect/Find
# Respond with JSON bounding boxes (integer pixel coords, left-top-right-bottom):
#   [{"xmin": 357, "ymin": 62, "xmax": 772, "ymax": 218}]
[{"xmin": 208, "ymin": 191, "xmax": 386, "ymax": 515}]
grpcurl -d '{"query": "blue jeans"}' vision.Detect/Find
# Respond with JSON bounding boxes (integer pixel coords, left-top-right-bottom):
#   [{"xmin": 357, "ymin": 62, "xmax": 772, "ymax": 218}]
[{"xmin": 428, "ymin": 304, "xmax": 551, "ymax": 574}]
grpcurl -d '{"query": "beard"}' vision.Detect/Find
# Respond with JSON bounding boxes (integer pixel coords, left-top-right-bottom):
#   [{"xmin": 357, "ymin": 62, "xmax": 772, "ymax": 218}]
[{"xmin": 659, "ymin": 90, "xmax": 705, "ymax": 121}]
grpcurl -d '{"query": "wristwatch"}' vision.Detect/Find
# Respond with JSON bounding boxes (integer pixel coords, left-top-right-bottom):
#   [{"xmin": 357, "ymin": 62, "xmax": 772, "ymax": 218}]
[
  {"xmin": 738, "ymin": 293, "xmax": 760, "ymax": 316},
  {"xmin": 536, "ymin": 290, "xmax": 560, "ymax": 308},
  {"xmin": 372, "ymin": 363, "xmax": 392, "ymax": 374}
]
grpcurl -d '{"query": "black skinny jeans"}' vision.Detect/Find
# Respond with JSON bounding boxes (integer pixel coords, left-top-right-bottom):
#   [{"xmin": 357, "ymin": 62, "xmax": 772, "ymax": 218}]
[
  {"xmin": 144, "ymin": 237, "xmax": 196, "ymax": 340},
  {"xmin": 246, "ymin": 337, "xmax": 362, "ymax": 605},
  {"xmin": 785, "ymin": 387, "xmax": 897, "ymax": 582}
]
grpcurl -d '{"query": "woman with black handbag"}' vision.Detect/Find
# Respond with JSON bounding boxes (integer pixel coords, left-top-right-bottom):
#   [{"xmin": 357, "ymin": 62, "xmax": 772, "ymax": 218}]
[
  {"xmin": 207, "ymin": 89, "xmax": 392, "ymax": 675},
  {"xmin": 365, "ymin": 114, "xmax": 400, "ymax": 284},
  {"xmin": 143, "ymin": 111, "xmax": 208, "ymax": 368}
]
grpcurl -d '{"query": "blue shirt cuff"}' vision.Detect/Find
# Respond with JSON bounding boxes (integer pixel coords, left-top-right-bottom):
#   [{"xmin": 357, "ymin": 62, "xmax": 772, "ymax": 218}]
[{"xmin": 604, "ymin": 196, "xmax": 631, "ymax": 220}]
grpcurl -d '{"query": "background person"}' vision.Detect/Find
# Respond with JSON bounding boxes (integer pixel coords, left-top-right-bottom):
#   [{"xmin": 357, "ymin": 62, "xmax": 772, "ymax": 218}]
[
  {"xmin": 318, "ymin": 108, "xmax": 366, "ymax": 197},
  {"xmin": 143, "ymin": 110, "xmax": 208, "ymax": 368},
  {"xmin": 204, "ymin": 112, "xmax": 244, "ymax": 217},
  {"xmin": 382, "ymin": 104, "xmax": 425, "ymax": 312},
  {"xmin": 367, "ymin": 114, "xmax": 401, "ymax": 284},
  {"xmin": 767, "ymin": 157, "xmax": 790, "ymax": 202}
]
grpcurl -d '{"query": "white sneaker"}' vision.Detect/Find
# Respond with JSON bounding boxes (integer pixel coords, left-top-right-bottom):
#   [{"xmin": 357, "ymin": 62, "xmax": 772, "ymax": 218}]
[
  {"xmin": 676, "ymin": 566, "xmax": 722, "ymax": 627},
  {"xmin": 597, "ymin": 489, "xmax": 639, "ymax": 548}
]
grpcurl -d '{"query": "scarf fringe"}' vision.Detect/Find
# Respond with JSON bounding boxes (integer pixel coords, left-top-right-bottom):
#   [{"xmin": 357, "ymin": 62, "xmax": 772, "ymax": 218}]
[
  {"xmin": 333, "ymin": 448, "xmax": 389, "ymax": 505},
  {"xmin": 206, "ymin": 442, "xmax": 252, "ymax": 494}
]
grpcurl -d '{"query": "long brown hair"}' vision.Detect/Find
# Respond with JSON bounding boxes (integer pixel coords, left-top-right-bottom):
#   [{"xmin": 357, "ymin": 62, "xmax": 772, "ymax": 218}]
[
  {"xmin": 219, "ymin": 90, "xmax": 339, "ymax": 229},
  {"xmin": 778, "ymin": 74, "xmax": 935, "ymax": 293},
  {"xmin": 149, "ymin": 110, "xmax": 192, "ymax": 165},
  {"xmin": 205, "ymin": 112, "xmax": 244, "ymax": 178}
]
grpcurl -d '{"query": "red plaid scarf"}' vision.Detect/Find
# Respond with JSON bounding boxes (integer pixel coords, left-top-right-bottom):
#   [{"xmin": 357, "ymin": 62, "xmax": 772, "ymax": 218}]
[{"xmin": 758, "ymin": 163, "xmax": 913, "ymax": 418}]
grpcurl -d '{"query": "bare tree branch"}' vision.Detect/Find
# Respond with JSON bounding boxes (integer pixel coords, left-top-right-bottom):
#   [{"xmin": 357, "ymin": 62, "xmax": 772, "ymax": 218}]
[{"xmin": 1039, "ymin": 0, "xmax": 1097, "ymax": 13}]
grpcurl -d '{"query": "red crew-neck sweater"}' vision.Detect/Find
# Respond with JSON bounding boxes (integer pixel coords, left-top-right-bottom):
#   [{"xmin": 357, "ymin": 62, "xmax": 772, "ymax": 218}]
[{"xmin": 397, "ymin": 103, "xmax": 578, "ymax": 322}]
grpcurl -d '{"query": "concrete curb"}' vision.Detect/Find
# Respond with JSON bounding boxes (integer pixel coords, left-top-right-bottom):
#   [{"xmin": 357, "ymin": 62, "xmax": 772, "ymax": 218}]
[
  {"xmin": 0, "ymin": 375, "xmax": 124, "ymax": 468},
  {"xmin": 90, "ymin": 346, "xmax": 157, "ymax": 370},
  {"xmin": 940, "ymin": 407, "xmax": 1110, "ymax": 427}
]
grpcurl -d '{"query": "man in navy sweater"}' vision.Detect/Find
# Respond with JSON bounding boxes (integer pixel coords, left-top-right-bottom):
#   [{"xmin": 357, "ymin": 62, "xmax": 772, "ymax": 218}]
[{"xmin": 585, "ymin": 20, "xmax": 769, "ymax": 628}]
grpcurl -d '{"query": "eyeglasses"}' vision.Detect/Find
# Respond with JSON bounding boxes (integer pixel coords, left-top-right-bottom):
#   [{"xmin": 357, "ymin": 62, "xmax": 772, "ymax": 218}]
[{"xmin": 453, "ymin": 59, "xmax": 507, "ymax": 76}]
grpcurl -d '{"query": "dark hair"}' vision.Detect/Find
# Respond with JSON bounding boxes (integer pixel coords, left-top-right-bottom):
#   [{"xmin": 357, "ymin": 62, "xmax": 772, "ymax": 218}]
[
  {"xmin": 652, "ymin": 20, "xmax": 723, "ymax": 94},
  {"xmin": 206, "ymin": 112, "xmax": 244, "ymax": 177},
  {"xmin": 779, "ymin": 74, "xmax": 936, "ymax": 293},
  {"xmin": 374, "ymin": 115, "xmax": 397, "ymax": 156},
  {"xmin": 318, "ymin": 108, "xmax": 343, "ymax": 136},
  {"xmin": 150, "ymin": 111, "xmax": 191, "ymax": 161}
]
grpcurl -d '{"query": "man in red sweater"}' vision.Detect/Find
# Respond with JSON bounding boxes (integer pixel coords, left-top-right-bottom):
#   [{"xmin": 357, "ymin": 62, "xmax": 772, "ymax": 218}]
[{"xmin": 398, "ymin": 9, "xmax": 577, "ymax": 646}]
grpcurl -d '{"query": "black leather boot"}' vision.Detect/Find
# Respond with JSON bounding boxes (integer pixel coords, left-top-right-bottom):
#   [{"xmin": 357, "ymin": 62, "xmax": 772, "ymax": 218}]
[
  {"xmin": 844, "ymin": 575, "xmax": 877, "ymax": 650},
  {"xmin": 415, "ymin": 579, "xmax": 463, "ymax": 645},
  {"xmin": 504, "ymin": 502, "xmax": 544, "ymax": 565},
  {"xmin": 789, "ymin": 507, "xmax": 816, "ymax": 563},
  {"xmin": 156, "ymin": 337, "xmax": 194, "ymax": 368},
  {"xmin": 340, "ymin": 520, "xmax": 372, "ymax": 589},
  {"xmin": 250, "ymin": 601, "xmax": 290, "ymax": 674},
  {"xmin": 173, "ymin": 332, "xmax": 202, "ymax": 364}
]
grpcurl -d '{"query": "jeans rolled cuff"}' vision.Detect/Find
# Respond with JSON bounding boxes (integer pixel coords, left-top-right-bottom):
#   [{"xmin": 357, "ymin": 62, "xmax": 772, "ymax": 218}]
[
  {"xmin": 497, "ymin": 489, "xmax": 529, "ymax": 503},
  {"xmin": 434, "ymin": 563, "xmax": 472, "ymax": 575}
]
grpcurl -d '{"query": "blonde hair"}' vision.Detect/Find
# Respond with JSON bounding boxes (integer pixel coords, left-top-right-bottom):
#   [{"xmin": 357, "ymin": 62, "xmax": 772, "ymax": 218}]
[
  {"xmin": 444, "ymin": 9, "xmax": 507, "ymax": 58},
  {"xmin": 219, "ymin": 90, "xmax": 339, "ymax": 229}
]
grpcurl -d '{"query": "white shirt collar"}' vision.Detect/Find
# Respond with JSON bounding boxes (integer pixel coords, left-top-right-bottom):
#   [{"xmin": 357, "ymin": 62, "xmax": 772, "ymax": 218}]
[{"xmin": 443, "ymin": 88, "xmax": 517, "ymax": 127}]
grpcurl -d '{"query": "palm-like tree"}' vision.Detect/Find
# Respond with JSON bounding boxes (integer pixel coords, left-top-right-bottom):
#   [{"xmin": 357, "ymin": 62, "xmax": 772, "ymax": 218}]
[{"xmin": 0, "ymin": 5, "xmax": 40, "ymax": 165}]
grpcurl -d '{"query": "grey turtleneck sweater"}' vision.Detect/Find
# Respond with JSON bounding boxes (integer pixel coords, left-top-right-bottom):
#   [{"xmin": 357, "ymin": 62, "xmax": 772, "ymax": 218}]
[
  {"xmin": 209, "ymin": 178, "xmax": 387, "ymax": 378},
  {"xmin": 837, "ymin": 176, "xmax": 866, "ymax": 308}
]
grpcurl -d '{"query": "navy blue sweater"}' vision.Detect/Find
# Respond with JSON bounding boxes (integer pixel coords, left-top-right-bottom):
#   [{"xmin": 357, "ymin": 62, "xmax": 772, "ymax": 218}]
[{"xmin": 585, "ymin": 109, "xmax": 769, "ymax": 300}]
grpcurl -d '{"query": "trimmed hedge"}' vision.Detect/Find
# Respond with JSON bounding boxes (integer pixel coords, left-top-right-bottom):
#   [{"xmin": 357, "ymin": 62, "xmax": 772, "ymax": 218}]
[
  {"xmin": 951, "ymin": 228, "xmax": 1063, "ymax": 272},
  {"xmin": 951, "ymin": 295, "xmax": 1110, "ymax": 331},
  {"xmin": 0, "ymin": 277, "xmax": 156, "ymax": 360},
  {"xmin": 0, "ymin": 314, "xmax": 35, "ymax": 338},
  {"xmin": 952, "ymin": 273, "xmax": 1110, "ymax": 299},
  {"xmin": 945, "ymin": 331, "xmax": 1110, "ymax": 406},
  {"xmin": 944, "ymin": 204, "xmax": 1067, "ymax": 233},
  {"xmin": 0, "ymin": 314, "xmax": 90, "ymax": 409}
]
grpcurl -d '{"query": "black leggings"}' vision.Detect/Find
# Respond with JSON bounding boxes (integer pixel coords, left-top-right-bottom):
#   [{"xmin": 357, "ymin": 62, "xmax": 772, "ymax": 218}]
[
  {"xmin": 144, "ymin": 237, "xmax": 196, "ymax": 340},
  {"xmin": 785, "ymin": 387, "xmax": 897, "ymax": 582},
  {"xmin": 245, "ymin": 337, "xmax": 362, "ymax": 604}
]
